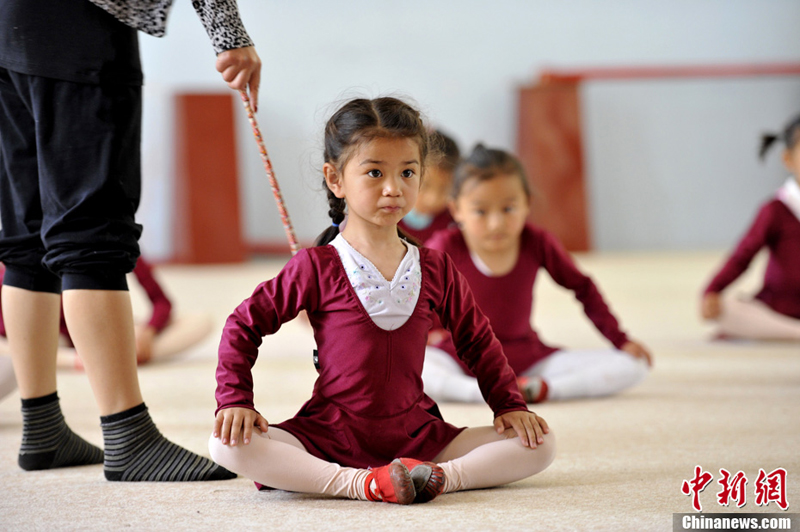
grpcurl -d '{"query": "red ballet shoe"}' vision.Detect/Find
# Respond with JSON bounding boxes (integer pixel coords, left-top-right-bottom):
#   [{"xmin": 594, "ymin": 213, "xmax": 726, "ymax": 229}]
[
  {"xmin": 365, "ymin": 459, "xmax": 416, "ymax": 504},
  {"xmin": 397, "ymin": 458, "xmax": 445, "ymax": 503},
  {"xmin": 517, "ymin": 376, "xmax": 549, "ymax": 403}
]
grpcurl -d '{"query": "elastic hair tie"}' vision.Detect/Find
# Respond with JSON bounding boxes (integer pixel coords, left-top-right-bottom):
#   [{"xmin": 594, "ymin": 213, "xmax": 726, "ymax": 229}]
[{"xmin": 331, "ymin": 222, "xmax": 339, "ymax": 228}]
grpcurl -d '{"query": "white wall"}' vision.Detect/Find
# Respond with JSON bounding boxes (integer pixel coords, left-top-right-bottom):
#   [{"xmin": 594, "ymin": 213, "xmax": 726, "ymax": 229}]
[
  {"xmin": 137, "ymin": 0, "xmax": 800, "ymax": 258},
  {"xmin": 584, "ymin": 77, "xmax": 800, "ymax": 250}
]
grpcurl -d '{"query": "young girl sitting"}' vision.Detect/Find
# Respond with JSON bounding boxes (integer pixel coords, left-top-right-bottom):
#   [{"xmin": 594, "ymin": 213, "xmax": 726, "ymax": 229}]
[
  {"xmin": 701, "ymin": 114, "xmax": 800, "ymax": 341},
  {"xmin": 208, "ymin": 97, "xmax": 555, "ymax": 504},
  {"xmin": 398, "ymin": 130, "xmax": 459, "ymax": 243},
  {"xmin": 423, "ymin": 145, "xmax": 652, "ymax": 404}
]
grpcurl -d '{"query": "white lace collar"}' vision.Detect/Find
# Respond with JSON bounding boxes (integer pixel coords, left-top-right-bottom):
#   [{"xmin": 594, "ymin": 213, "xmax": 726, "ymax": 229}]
[
  {"xmin": 777, "ymin": 177, "xmax": 800, "ymax": 222},
  {"xmin": 330, "ymin": 234, "xmax": 422, "ymax": 331}
]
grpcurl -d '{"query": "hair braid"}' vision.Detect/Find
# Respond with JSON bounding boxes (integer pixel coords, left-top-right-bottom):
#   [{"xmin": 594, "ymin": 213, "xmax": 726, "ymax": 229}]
[{"xmin": 314, "ymin": 96, "xmax": 430, "ymax": 246}]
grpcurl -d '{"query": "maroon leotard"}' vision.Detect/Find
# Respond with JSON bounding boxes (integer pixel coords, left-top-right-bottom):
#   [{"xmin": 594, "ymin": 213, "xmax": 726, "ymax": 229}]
[
  {"xmin": 425, "ymin": 223, "xmax": 629, "ymax": 375},
  {"xmin": 215, "ymin": 245, "xmax": 527, "ymax": 469},
  {"xmin": 704, "ymin": 198, "xmax": 800, "ymax": 319}
]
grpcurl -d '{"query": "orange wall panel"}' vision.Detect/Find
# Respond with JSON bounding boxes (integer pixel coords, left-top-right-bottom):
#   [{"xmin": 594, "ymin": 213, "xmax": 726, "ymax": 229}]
[
  {"xmin": 173, "ymin": 93, "xmax": 245, "ymax": 263},
  {"xmin": 517, "ymin": 82, "xmax": 590, "ymax": 252}
]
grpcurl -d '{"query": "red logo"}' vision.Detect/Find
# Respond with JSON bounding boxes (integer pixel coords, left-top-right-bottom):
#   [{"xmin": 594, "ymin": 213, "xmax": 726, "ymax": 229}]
[
  {"xmin": 755, "ymin": 468, "xmax": 788, "ymax": 510},
  {"xmin": 717, "ymin": 469, "xmax": 748, "ymax": 508},
  {"xmin": 682, "ymin": 466, "xmax": 789, "ymax": 512},
  {"xmin": 682, "ymin": 466, "xmax": 714, "ymax": 512}
]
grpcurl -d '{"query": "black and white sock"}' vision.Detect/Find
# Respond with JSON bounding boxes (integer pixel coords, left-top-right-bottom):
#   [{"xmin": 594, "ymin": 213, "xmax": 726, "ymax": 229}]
[
  {"xmin": 18, "ymin": 392, "xmax": 104, "ymax": 471},
  {"xmin": 100, "ymin": 403, "xmax": 235, "ymax": 482}
]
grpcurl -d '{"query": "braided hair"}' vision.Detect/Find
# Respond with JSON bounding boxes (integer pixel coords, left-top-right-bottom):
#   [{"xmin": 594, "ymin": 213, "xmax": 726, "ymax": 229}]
[{"xmin": 315, "ymin": 97, "xmax": 430, "ymax": 246}]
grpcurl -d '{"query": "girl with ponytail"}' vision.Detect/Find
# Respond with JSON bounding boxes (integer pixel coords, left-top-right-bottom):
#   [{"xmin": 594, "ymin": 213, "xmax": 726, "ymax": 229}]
[
  {"xmin": 423, "ymin": 144, "xmax": 652, "ymax": 405},
  {"xmin": 209, "ymin": 97, "xmax": 554, "ymax": 505},
  {"xmin": 701, "ymin": 114, "xmax": 800, "ymax": 341}
]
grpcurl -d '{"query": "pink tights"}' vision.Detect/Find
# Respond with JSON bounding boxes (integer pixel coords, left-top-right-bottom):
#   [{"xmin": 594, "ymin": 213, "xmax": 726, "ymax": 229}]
[
  {"xmin": 209, "ymin": 425, "xmax": 555, "ymax": 501},
  {"xmin": 715, "ymin": 297, "xmax": 800, "ymax": 341}
]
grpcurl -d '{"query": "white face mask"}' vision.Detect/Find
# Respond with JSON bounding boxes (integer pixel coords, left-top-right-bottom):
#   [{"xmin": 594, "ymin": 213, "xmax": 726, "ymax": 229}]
[
  {"xmin": 777, "ymin": 177, "xmax": 800, "ymax": 222},
  {"xmin": 402, "ymin": 209, "xmax": 434, "ymax": 230}
]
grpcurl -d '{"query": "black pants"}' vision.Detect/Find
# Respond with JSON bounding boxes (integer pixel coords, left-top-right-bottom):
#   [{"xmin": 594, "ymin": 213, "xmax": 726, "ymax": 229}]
[{"xmin": 0, "ymin": 67, "xmax": 142, "ymax": 293}]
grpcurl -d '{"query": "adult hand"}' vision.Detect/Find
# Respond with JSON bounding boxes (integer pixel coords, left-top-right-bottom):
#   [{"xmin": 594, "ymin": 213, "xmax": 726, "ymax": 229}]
[
  {"xmin": 621, "ymin": 339, "xmax": 653, "ymax": 367},
  {"xmin": 493, "ymin": 410, "xmax": 549, "ymax": 448},
  {"xmin": 216, "ymin": 46, "xmax": 262, "ymax": 112},
  {"xmin": 213, "ymin": 406, "xmax": 270, "ymax": 446}
]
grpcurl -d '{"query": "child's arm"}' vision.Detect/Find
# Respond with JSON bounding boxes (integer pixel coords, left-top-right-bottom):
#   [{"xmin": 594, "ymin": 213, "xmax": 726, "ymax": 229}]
[
  {"xmin": 433, "ymin": 251, "xmax": 534, "ymax": 438},
  {"xmin": 537, "ymin": 230, "xmax": 629, "ymax": 350},
  {"xmin": 537, "ymin": 231, "xmax": 654, "ymax": 364},
  {"xmin": 620, "ymin": 339, "xmax": 652, "ymax": 366},
  {"xmin": 132, "ymin": 257, "xmax": 172, "ymax": 333},
  {"xmin": 214, "ymin": 250, "xmax": 320, "ymax": 443},
  {"xmin": 702, "ymin": 201, "xmax": 777, "ymax": 316},
  {"xmin": 131, "ymin": 258, "xmax": 172, "ymax": 362}
]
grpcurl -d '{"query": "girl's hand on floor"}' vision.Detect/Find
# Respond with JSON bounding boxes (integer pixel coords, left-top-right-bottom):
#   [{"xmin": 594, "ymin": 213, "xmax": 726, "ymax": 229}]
[
  {"xmin": 213, "ymin": 407, "xmax": 269, "ymax": 447},
  {"xmin": 494, "ymin": 410, "xmax": 549, "ymax": 448},
  {"xmin": 701, "ymin": 292, "xmax": 722, "ymax": 320},
  {"xmin": 621, "ymin": 339, "xmax": 653, "ymax": 367}
]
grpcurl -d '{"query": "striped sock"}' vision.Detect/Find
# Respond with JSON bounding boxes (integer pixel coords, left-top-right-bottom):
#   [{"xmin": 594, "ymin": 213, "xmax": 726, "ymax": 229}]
[
  {"xmin": 100, "ymin": 403, "xmax": 236, "ymax": 482},
  {"xmin": 18, "ymin": 392, "xmax": 103, "ymax": 471}
]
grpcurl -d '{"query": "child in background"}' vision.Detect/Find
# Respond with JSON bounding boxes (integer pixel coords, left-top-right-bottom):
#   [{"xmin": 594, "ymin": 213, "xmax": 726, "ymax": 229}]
[
  {"xmin": 701, "ymin": 115, "xmax": 800, "ymax": 341},
  {"xmin": 398, "ymin": 130, "xmax": 459, "ymax": 243},
  {"xmin": 209, "ymin": 97, "xmax": 554, "ymax": 505},
  {"xmin": 424, "ymin": 144, "xmax": 651, "ymax": 404},
  {"xmin": 0, "ymin": 258, "xmax": 213, "ymax": 368}
]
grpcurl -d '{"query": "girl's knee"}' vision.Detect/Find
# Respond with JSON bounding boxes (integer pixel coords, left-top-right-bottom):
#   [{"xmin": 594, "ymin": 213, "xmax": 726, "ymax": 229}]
[
  {"xmin": 613, "ymin": 353, "xmax": 650, "ymax": 389},
  {"xmin": 208, "ymin": 434, "xmax": 244, "ymax": 471},
  {"xmin": 537, "ymin": 431, "xmax": 556, "ymax": 470},
  {"xmin": 208, "ymin": 434, "xmax": 228, "ymax": 466},
  {"xmin": 628, "ymin": 358, "xmax": 650, "ymax": 386},
  {"xmin": 209, "ymin": 430, "xmax": 271, "ymax": 473}
]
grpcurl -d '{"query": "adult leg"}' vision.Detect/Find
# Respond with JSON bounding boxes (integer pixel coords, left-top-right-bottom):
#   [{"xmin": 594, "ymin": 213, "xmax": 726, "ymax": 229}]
[
  {"xmin": 62, "ymin": 290, "xmax": 142, "ymax": 414},
  {"xmin": 525, "ymin": 349, "xmax": 649, "ymax": 401},
  {"xmin": 0, "ymin": 69, "xmax": 103, "ymax": 470},
  {"xmin": 1, "ymin": 283, "xmax": 105, "ymax": 470},
  {"xmin": 0, "ymin": 68, "xmax": 63, "ymax": 400},
  {"xmin": 716, "ymin": 297, "xmax": 800, "ymax": 341},
  {"xmin": 23, "ymin": 72, "xmax": 231, "ymax": 481},
  {"xmin": 421, "ymin": 346, "xmax": 484, "ymax": 403},
  {"xmin": 433, "ymin": 426, "xmax": 556, "ymax": 493},
  {"xmin": 2, "ymin": 286, "xmax": 60, "ymax": 399},
  {"xmin": 209, "ymin": 427, "xmax": 371, "ymax": 500}
]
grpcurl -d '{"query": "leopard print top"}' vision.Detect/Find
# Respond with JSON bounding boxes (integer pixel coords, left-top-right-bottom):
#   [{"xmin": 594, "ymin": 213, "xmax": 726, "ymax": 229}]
[{"xmin": 87, "ymin": 0, "xmax": 253, "ymax": 54}]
